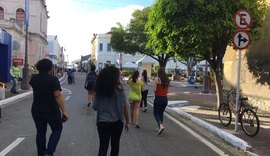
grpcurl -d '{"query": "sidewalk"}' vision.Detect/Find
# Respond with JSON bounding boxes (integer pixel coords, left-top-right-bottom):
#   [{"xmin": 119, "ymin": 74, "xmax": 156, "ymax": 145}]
[
  {"xmin": 0, "ymin": 82, "xmax": 32, "ymax": 108},
  {"xmin": 162, "ymin": 81, "xmax": 270, "ymax": 156}
]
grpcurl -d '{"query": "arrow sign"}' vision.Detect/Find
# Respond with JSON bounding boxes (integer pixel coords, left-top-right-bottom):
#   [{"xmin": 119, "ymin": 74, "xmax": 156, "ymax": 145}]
[
  {"xmin": 232, "ymin": 30, "xmax": 250, "ymax": 50},
  {"xmin": 234, "ymin": 9, "xmax": 253, "ymax": 29}
]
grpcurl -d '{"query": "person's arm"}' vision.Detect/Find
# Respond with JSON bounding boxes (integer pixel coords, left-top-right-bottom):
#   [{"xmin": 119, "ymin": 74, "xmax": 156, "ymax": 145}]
[
  {"xmin": 153, "ymin": 77, "xmax": 158, "ymax": 93},
  {"xmin": 10, "ymin": 68, "xmax": 14, "ymax": 77},
  {"xmin": 54, "ymin": 90, "xmax": 69, "ymax": 120},
  {"xmin": 92, "ymin": 98, "xmax": 97, "ymax": 110},
  {"xmin": 140, "ymin": 80, "xmax": 144, "ymax": 92},
  {"xmin": 123, "ymin": 100, "xmax": 129, "ymax": 132},
  {"xmin": 85, "ymin": 74, "xmax": 88, "ymax": 87}
]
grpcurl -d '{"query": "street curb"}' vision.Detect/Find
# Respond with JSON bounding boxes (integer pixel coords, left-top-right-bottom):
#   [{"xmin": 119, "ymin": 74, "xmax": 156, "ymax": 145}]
[
  {"xmin": 147, "ymin": 98, "xmax": 251, "ymax": 152},
  {"xmin": 167, "ymin": 107, "xmax": 250, "ymax": 151},
  {"xmin": 0, "ymin": 91, "xmax": 33, "ymax": 108}
]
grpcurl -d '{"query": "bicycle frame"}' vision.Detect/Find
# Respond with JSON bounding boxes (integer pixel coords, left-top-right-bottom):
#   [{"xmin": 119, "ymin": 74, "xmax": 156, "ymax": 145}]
[{"xmin": 219, "ymin": 89, "xmax": 260, "ymax": 136}]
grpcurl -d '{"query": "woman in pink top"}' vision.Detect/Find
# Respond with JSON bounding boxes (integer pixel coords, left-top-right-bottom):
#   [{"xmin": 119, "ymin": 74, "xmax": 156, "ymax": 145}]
[{"xmin": 153, "ymin": 68, "xmax": 170, "ymax": 135}]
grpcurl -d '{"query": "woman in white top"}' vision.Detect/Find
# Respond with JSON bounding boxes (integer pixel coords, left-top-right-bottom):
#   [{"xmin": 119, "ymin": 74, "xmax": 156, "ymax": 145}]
[{"xmin": 139, "ymin": 70, "xmax": 149, "ymax": 112}]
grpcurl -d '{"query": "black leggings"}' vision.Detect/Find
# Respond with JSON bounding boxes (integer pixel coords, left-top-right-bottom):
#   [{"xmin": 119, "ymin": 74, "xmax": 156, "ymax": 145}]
[
  {"xmin": 97, "ymin": 120, "xmax": 124, "ymax": 156},
  {"xmin": 141, "ymin": 90, "xmax": 148, "ymax": 108}
]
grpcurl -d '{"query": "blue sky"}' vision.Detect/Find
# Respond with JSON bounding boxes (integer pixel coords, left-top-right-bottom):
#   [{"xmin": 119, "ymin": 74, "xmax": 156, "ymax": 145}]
[
  {"xmin": 74, "ymin": 0, "xmax": 154, "ymax": 10},
  {"xmin": 46, "ymin": 0, "xmax": 154, "ymax": 62}
]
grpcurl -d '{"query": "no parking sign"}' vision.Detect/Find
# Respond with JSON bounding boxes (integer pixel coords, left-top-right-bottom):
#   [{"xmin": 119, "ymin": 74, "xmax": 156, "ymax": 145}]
[{"xmin": 234, "ymin": 9, "xmax": 253, "ymax": 29}]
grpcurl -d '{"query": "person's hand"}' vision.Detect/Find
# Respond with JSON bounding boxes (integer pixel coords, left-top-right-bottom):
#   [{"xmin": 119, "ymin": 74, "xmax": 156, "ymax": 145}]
[
  {"xmin": 124, "ymin": 123, "xmax": 129, "ymax": 132},
  {"xmin": 62, "ymin": 111, "xmax": 69, "ymax": 122}
]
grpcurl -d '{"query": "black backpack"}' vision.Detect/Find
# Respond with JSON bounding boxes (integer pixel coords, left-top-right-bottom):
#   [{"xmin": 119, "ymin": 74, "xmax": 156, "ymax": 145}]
[{"xmin": 86, "ymin": 72, "xmax": 97, "ymax": 89}]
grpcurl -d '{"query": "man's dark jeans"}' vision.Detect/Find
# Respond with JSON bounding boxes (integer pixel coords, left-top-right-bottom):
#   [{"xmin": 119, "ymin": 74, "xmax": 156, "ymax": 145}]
[
  {"xmin": 97, "ymin": 120, "xmax": 123, "ymax": 156},
  {"xmin": 153, "ymin": 96, "xmax": 168, "ymax": 126},
  {"xmin": 32, "ymin": 112, "xmax": 63, "ymax": 156}
]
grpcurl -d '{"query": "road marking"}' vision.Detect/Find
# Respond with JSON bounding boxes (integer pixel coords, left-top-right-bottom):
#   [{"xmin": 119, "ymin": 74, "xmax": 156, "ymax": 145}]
[
  {"xmin": 148, "ymin": 101, "xmax": 228, "ymax": 156},
  {"xmin": 168, "ymin": 100, "xmax": 189, "ymax": 105},
  {"xmin": 164, "ymin": 112, "xmax": 228, "ymax": 156},
  {"xmin": 0, "ymin": 137, "xmax": 25, "ymax": 156},
  {"xmin": 65, "ymin": 96, "xmax": 70, "ymax": 101}
]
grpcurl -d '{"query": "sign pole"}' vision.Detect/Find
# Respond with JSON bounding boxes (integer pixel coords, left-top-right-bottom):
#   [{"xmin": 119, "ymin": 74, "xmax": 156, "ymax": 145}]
[
  {"xmin": 21, "ymin": 0, "xmax": 30, "ymax": 90},
  {"xmin": 235, "ymin": 49, "xmax": 242, "ymax": 131},
  {"xmin": 233, "ymin": 8, "xmax": 252, "ymax": 132}
]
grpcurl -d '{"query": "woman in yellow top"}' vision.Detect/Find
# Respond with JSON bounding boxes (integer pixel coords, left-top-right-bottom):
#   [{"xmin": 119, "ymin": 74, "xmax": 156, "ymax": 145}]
[{"xmin": 128, "ymin": 71, "xmax": 143, "ymax": 128}]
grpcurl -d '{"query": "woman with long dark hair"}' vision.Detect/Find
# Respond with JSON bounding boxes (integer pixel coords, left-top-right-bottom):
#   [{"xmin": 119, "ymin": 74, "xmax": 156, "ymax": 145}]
[
  {"xmin": 153, "ymin": 68, "xmax": 170, "ymax": 135},
  {"xmin": 93, "ymin": 66, "xmax": 129, "ymax": 156},
  {"xmin": 128, "ymin": 70, "xmax": 143, "ymax": 128},
  {"xmin": 139, "ymin": 70, "xmax": 149, "ymax": 112}
]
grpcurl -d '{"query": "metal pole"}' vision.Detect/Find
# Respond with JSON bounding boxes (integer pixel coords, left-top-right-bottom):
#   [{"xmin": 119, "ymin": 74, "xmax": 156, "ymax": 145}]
[
  {"xmin": 21, "ymin": 0, "xmax": 30, "ymax": 90},
  {"xmin": 235, "ymin": 50, "xmax": 242, "ymax": 132}
]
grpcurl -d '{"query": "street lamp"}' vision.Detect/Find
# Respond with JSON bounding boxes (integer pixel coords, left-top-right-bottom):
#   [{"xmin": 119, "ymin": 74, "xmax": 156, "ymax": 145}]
[{"xmin": 21, "ymin": 0, "xmax": 30, "ymax": 90}]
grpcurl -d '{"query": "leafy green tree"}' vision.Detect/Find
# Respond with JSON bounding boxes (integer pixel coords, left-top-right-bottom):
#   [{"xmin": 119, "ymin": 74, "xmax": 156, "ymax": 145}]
[
  {"xmin": 247, "ymin": 10, "xmax": 270, "ymax": 86},
  {"xmin": 148, "ymin": 0, "xmax": 267, "ymax": 106},
  {"xmin": 110, "ymin": 8, "xmax": 174, "ymax": 69},
  {"xmin": 110, "ymin": 22, "xmax": 127, "ymax": 68},
  {"xmin": 177, "ymin": 57, "xmax": 201, "ymax": 77}
]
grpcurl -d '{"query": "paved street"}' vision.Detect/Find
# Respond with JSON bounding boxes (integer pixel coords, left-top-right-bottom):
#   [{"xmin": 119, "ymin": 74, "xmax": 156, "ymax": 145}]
[
  {"xmin": 0, "ymin": 73, "xmax": 267, "ymax": 156},
  {"xmin": 0, "ymin": 72, "xmax": 246, "ymax": 156}
]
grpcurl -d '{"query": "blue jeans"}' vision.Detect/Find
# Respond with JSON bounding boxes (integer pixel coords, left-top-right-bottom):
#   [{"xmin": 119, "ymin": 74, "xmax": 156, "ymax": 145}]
[
  {"xmin": 153, "ymin": 96, "xmax": 168, "ymax": 126},
  {"xmin": 10, "ymin": 77, "xmax": 17, "ymax": 93}
]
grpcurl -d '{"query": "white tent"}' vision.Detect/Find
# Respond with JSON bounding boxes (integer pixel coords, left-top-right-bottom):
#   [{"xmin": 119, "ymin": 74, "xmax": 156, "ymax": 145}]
[
  {"xmin": 122, "ymin": 62, "xmax": 138, "ymax": 69},
  {"xmin": 136, "ymin": 56, "xmax": 157, "ymax": 64}
]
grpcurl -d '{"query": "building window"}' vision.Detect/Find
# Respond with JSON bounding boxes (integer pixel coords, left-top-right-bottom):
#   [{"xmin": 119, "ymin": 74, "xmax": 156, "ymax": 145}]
[
  {"xmin": 0, "ymin": 7, "xmax": 4, "ymax": 20},
  {"xmin": 99, "ymin": 43, "xmax": 103, "ymax": 52},
  {"xmin": 107, "ymin": 43, "xmax": 111, "ymax": 52},
  {"xmin": 16, "ymin": 8, "xmax": 25, "ymax": 24},
  {"xmin": 98, "ymin": 63, "xmax": 103, "ymax": 71}
]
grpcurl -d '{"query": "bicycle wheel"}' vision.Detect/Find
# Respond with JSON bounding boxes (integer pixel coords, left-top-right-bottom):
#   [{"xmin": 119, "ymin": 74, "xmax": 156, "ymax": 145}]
[
  {"xmin": 240, "ymin": 108, "xmax": 260, "ymax": 137},
  {"xmin": 218, "ymin": 103, "xmax": 232, "ymax": 126}
]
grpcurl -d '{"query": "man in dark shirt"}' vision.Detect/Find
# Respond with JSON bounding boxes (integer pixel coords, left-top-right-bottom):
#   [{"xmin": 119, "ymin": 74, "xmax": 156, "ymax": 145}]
[{"xmin": 30, "ymin": 58, "xmax": 69, "ymax": 156}]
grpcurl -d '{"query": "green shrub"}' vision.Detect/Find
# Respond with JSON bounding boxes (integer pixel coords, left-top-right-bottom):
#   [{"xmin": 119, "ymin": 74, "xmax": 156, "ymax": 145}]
[
  {"xmin": 167, "ymin": 73, "xmax": 172, "ymax": 78},
  {"xmin": 151, "ymin": 72, "xmax": 157, "ymax": 78},
  {"xmin": 123, "ymin": 71, "xmax": 132, "ymax": 77},
  {"xmin": 196, "ymin": 76, "xmax": 203, "ymax": 83}
]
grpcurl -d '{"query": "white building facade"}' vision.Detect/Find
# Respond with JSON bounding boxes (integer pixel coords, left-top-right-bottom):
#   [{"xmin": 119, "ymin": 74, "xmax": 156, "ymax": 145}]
[
  {"xmin": 47, "ymin": 35, "xmax": 62, "ymax": 65},
  {"xmin": 91, "ymin": 32, "xmax": 144, "ymax": 71},
  {"xmin": 90, "ymin": 32, "xmax": 192, "ymax": 73}
]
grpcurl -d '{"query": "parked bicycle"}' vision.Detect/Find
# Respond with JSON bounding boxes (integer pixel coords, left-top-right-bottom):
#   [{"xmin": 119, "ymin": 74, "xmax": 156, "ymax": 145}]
[{"xmin": 218, "ymin": 89, "xmax": 260, "ymax": 137}]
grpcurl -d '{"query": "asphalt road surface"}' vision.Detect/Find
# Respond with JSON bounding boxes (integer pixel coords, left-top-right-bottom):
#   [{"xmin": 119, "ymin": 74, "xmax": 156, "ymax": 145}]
[{"xmin": 0, "ymin": 72, "xmax": 241, "ymax": 156}]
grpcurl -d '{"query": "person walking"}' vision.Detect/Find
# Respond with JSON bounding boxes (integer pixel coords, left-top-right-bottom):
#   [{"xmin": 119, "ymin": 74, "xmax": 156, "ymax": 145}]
[
  {"xmin": 92, "ymin": 66, "xmax": 129, "ymax": 156},
  {"xmin": 139, "ymin": 70, "xmax": 149, "ymax": 112},
  {"xmin": 10, "ymin": 62, "xmax": 21, "ymax": 94},
  {"xmin": 153, "ymin": 68, "xmax": 170, "ymax": 135},
  {"xmin": 85, "ymin": 65, "xmax": 97, "ymax": 107},
  {"xmin": 67, "ymin": 69, "xmax": 74, "ymax": 84},
  {"xmin": 30, "ymin": 58, "xmax": 69, "ymax": 156},
  {"xmin": 127, "ymin": 70, "xmax": 143, "ymax": 128}
]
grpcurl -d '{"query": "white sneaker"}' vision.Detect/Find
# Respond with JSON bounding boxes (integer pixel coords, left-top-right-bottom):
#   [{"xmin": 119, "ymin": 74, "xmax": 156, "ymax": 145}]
[{"xmin": 158, "ymin": 125, "xmax": 164, "ymax": 135}]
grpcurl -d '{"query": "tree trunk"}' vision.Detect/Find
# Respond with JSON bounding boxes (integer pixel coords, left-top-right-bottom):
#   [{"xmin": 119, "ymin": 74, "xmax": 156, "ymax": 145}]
[
  {"xmin": 159, "ymin": 60, "xmax": 167, "ymax": 69},
  {"xmin": 214, "ymin": 70, "xmax": 223, "ymax": 109},
  {"xmin": 119, "ymin": 52, "xmax": 122, "ymax": 69},
  {"xmin": 187, "ymin": 66, "xmax": 192, "ymax": 78}
]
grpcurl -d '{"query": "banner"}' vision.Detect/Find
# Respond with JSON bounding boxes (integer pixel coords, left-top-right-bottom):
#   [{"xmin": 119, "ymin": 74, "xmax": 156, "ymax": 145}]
[{"xmin": 25, "ymin": 0, "xmax": 29, "ymax": 26}]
